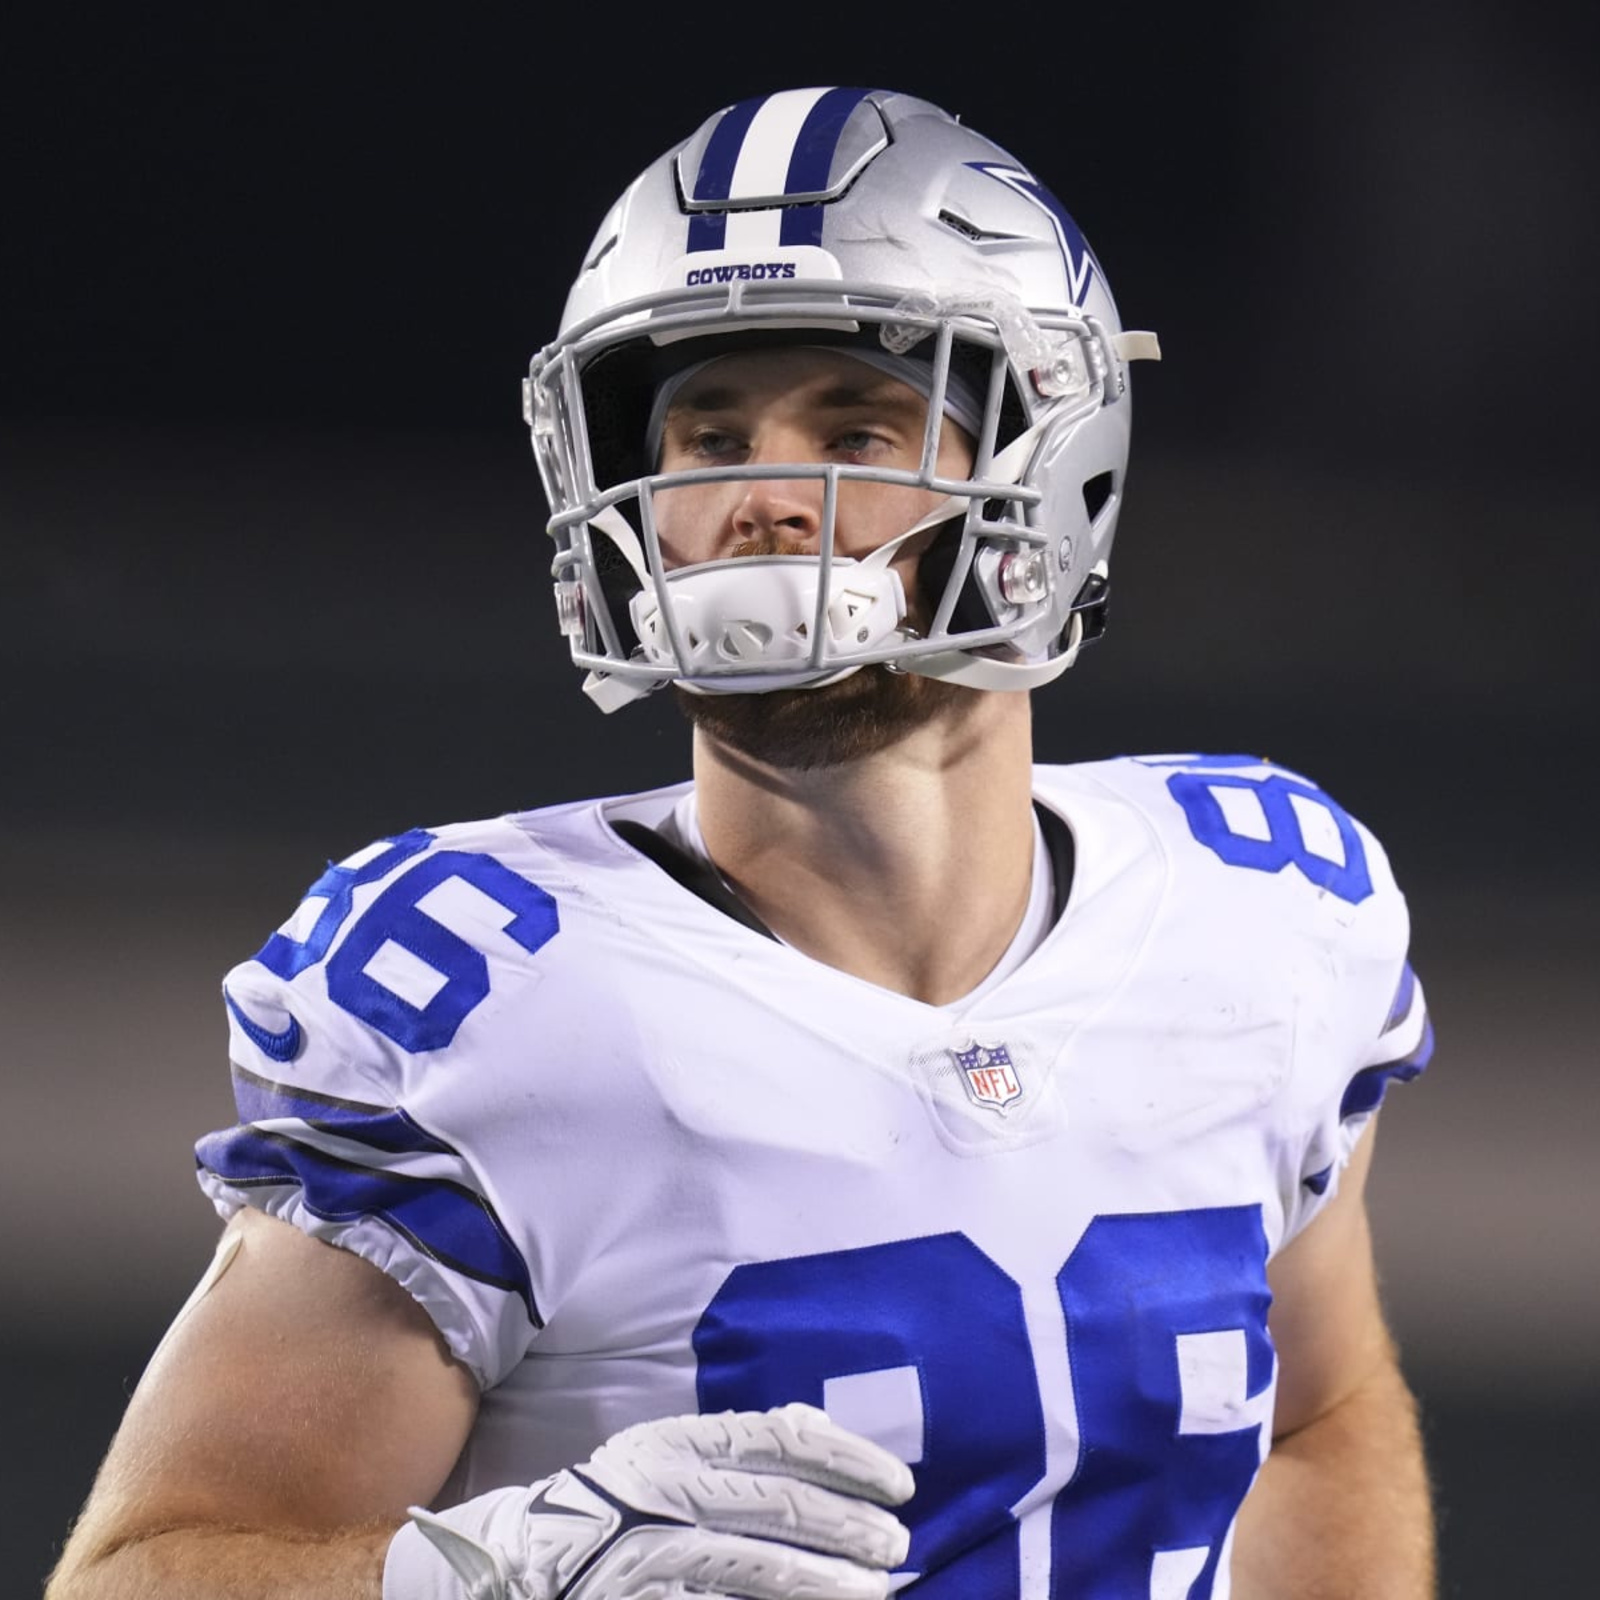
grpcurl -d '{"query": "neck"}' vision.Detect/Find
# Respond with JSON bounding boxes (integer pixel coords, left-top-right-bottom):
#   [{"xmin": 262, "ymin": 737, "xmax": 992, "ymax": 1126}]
[{"xmin": 691, "ymin": 687, "xmax": 1036, "ymax": 1004}]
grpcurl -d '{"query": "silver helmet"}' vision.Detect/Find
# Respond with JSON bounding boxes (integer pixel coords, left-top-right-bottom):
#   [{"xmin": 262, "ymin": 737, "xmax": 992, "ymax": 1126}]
[{"xmin": 524, "ymin": 86, "xmax": 1159, "ymax": 712}]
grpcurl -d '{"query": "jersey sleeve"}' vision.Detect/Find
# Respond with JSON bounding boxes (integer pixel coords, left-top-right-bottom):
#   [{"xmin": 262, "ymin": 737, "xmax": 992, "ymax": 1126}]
[
  {"xmin": 1279, "ymin": 806, "xmax": 1435, "ymax": 1243},
  {"xmin": 1105, "ymin": 751, "xmax": 1436, "ymax": 1249},
  {"xmin": 194, "ymin": 823, "xmax": 559, "ymax": 1389}
]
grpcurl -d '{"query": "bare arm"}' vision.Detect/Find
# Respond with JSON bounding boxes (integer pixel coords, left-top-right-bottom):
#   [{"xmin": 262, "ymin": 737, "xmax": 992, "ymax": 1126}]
[
  {"xmin": 1231, "ymin": 1119, "xmax": 1436, "ymax": 1598},
  {"xmin": 47, "ymin": 1207, "xmax": 480, "ymax": 1600}
]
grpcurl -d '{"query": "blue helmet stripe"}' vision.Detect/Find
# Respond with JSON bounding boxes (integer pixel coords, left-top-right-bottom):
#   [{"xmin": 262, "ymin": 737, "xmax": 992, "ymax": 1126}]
[
  {"xmin": 686, "ymin": 94, "xmax": 766, "ymax": 253},
  {"xmin": 778, "ymin": 205, "xmax": 824, "ymax": 249},
  {"xmin": 778, "ymin": 85, "xmax": 874, "ymax": 247},
  {"xmin": 690, "ymin": 94, "xmax": 766, "ymax": 202},
  {"xmin": 783, "ymin": 85, "xmax": 873, "ymax": 193},
  {"xmin": 197, "ymin": 1124, "xmax": 540, "ymax": 1323},
  {"xmin": 686, "ymin": 211, "xmax": 726, "ymax": 252}
]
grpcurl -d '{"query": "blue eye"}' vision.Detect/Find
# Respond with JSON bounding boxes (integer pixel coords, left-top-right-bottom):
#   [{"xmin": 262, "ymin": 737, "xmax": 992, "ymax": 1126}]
[
  {"xmin": 833, "ymin": 430, "xmax": 885, "ymax": 456},
  {"xmin": 689, "ymin": 429, "xmax": 744, "ymax": 458}
]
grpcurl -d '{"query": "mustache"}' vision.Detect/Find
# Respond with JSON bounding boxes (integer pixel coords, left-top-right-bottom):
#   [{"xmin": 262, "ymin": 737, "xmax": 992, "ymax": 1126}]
[{"xmin": 728, "ymin": 534, "xmax": 816, "ymax": 559}]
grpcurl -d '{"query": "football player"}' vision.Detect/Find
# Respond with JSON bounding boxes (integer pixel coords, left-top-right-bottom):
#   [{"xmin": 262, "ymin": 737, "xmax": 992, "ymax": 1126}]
[{"xmin": 48, "ymin": 89, "xmax": 1435, "ymax": 1599}]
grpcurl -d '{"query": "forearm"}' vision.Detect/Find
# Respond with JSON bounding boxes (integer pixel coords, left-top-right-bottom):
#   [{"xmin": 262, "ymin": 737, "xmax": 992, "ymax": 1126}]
[
  {"xmin": 46, "ymin": 1521, "xmax": 396, "ymax": 1600},
  {"xmin": 1231, "ymin": 1358, "xmax": 1435, "ymax": 1599}
]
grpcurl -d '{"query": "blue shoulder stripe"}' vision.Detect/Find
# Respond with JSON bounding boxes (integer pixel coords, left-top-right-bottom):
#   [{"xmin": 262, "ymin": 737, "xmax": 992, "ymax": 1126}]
[
  {"xmin": 228, "ymin": 1064, "xmax": 458, "ymax": 1158},
  {"xmin": 1381, "ymin": 963, "xmax": 1418, "ymax": 1034},
  {"xmin": 1339, "ymin": 1019, "xmax": 1435, "ymax": 1122},
  {"xmin": 195, "ymin": 1125, "xmax": 540, "ymax": 1326}
]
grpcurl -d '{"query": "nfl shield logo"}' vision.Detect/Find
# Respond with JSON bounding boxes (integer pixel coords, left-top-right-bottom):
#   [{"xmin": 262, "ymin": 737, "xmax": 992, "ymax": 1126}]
[{"xmin": 953, "ymin": 1042, "xmax": 1023, "ymax": 1113}]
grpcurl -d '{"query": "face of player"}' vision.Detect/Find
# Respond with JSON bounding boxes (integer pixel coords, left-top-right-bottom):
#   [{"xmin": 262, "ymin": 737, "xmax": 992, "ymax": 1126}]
[
  {"xmin": 653, "ymin": 347, "xmax": 975, "ymax": 583},
  {"xmin": 655, "ymin": 347, "xmax": 983, "ymax": 770}
]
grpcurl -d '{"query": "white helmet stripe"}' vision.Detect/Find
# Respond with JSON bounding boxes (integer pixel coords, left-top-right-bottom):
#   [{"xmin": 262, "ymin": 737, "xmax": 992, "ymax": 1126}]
[
  {"xmin": 727, "ymin": 88, "xmax": 834, "ymax": 206},
  {"xmin": 722, "ymin": 89, "xmax": 832, "ymax": 253}
]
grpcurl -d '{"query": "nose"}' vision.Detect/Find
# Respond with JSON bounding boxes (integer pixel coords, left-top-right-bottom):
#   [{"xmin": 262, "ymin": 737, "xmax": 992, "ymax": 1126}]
[{"xmin": 729, "ymin": 451, "xmax": 824, "ymax": 554}]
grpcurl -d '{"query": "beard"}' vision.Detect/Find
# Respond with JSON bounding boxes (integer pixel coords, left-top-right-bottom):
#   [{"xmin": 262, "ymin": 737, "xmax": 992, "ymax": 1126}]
[{"xmin": 672, "ymin": 664, "xmax": 974, "ymax": 771}]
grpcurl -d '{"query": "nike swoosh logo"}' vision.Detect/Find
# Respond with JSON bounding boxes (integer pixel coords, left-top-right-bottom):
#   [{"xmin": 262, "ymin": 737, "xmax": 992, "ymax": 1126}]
[
  {"xmin": 225, "ymin": 990, "xmax": 304, "ymax": 1062},
  {"xmin": 524, "ymin": 1479, "xmax": 601, "ymax": 1521}
]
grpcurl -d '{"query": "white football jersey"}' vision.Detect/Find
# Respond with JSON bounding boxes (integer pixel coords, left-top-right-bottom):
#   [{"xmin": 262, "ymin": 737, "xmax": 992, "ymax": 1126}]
[{"xmin": 198, "ymin": 753, "xmax": 1431, "ymax": 1600}]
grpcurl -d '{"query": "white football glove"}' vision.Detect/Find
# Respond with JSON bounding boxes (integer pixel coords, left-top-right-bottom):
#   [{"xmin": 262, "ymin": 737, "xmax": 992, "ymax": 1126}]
[{"xmin": 383, "ymin": 1402, "xmax": 915, "ymax": 1600}]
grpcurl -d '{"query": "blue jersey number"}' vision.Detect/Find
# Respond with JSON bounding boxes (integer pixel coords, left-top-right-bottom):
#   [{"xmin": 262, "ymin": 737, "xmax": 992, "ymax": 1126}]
[
  {"xmin": 1052, "ymin": 1211, "xmax": 1275, "ymax": 1598},
  {"xmin": 1146, "ymin": 756, "xmax": 1373, "ymax": 906},
  {"xmin": 696, "ymin": 1234, "xmax": 1045, "ymax": 1596},
  {"xmin": 695, "ymin": 1208, "xmax": 1272, "ymax": 1599},
  {"xmin": 255, "ymin": 830, "xmax": 436, "ymax": 981},
  {"xmin": 252, "ymin": 833, "xmax": 559, "ymax": 1051}
]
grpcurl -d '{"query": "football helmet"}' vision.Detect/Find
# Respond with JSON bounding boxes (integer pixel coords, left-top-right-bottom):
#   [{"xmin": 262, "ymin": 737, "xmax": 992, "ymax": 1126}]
[{"xmin": 523, "ymin": 87, "xmax": 1159, "ymax": 711}]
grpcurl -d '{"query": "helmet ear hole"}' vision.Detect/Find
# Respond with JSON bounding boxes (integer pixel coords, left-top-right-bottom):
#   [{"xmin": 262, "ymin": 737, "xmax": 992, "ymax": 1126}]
[{"xmin": 1082, "ymin": 471, "xmax": 1114, "ymax": 523}]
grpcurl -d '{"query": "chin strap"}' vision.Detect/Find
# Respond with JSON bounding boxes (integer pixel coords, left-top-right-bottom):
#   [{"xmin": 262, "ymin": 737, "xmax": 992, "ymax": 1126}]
[
  {"xmin": 586, "ymin": 505, "xmax": 652, "ymax": 585},
  {"xmin": 900, "ymin": 590, "xmax": 1094, "ymax": 691},
  {"xmin": 579, "ymin": 508, "xmax": 656, "ymax": 710}
]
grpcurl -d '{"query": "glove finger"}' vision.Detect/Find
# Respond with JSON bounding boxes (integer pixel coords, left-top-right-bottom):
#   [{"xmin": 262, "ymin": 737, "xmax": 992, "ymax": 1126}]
[
  {"xmin": 612, "ymin": 1404, "xmax": 916, "ymax": 1507},
  {"xmin": 571, "ymin": 1525, "xmax": 896, "ymax": 1600},
  {"xmin": 679, "ymin": 1466, "xmax": 910, "ymax": 1569},
  {"xmin": 539, "ymin": 1454, "xmax": 910, "ymax": 1570},
  {"xmin": 743, "ymin": 1404, "xmax": 916, "ymax": 1508}
]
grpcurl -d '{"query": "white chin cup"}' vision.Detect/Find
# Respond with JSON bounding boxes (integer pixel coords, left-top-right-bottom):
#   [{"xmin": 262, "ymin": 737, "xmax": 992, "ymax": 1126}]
[{"xmin": 629, "ymin": 555, "xmax": 907, "ymax": 694}]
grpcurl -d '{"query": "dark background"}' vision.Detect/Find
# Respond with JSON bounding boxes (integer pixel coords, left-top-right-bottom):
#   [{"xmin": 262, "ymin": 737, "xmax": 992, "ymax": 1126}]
[{"xmin": 3, "ymin": 5, "xmax": 1596, "ymax": 1594}]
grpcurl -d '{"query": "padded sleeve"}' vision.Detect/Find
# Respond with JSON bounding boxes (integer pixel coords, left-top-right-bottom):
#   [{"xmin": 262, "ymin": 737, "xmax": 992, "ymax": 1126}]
[{"xmin": 194, "ymin": 825, "xmax": 555, "ymax": 1389}]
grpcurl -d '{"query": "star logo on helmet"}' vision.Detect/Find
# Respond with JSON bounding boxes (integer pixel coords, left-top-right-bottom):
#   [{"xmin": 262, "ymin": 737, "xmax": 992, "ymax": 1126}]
[{"xmin": 966, "ymin": 163, "xmax": 1100, "ymax": 307}]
